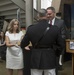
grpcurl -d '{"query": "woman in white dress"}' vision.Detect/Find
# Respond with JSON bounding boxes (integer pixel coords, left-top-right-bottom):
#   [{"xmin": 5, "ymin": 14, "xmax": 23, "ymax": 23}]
[{"xmin": 5, "ymin": 19, "xmax": 24, "ymax": 75}]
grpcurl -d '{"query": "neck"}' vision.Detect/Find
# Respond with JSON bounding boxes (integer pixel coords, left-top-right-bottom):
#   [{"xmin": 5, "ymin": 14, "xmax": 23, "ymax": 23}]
[{"xmin": 13, "ymin": 30, "xmax": 16, "ymax": 33}]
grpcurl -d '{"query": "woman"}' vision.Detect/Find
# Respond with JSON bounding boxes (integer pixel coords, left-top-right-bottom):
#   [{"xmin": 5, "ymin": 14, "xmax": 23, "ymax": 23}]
[
  {"xmin": 5, "ymin": 19, "xmax": 24, "ymax": 75},
  {"xmin": 0, "ymin": 31, "xmax": 6, "ymax": 61}
]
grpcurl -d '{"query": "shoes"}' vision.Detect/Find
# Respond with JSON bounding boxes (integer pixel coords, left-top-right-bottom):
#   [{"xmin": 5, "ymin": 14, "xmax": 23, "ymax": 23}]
[{"xmin": 58, "ymin": 65, "xmax": 63, "ymax": 71}]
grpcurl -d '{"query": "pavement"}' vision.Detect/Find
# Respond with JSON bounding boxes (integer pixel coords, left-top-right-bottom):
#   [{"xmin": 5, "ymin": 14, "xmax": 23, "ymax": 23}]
[{"xmin": 0, "ymin": 60, "xmax": 72, "ymax": 75}]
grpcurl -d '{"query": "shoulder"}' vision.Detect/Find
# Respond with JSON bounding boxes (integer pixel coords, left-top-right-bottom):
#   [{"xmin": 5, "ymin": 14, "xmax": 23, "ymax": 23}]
[
  {"xmin": 29, "ymin": 25, "xmax": 34, "ymax": 27},
  {"xmin": 5, "ymin": 31, "xmax": 9, "ymax": 34},
  {"xmin": 19, "ymin": 31, "xmax": 23, "ymax": 33},
  {"xmin": 26, "ymin": 24, "xmax": 37, "ymax": 33},
  {"xmin": 5, "ymin": 31, "xmax": 10, "ymax": 36},
  {"xmin": 19, "ymin": 31, "xmax": 24, "ymax": 35},
  {"xmin": 28, "ymin": 24, "xmax": 35, "ymax": 29},
  {"xmin": 55, "ymin": 18, "xmax": 64, "ymax": 22},
  {"xmin": 27, "ymin": 24, "xmax": 36, "ymax": 30}
]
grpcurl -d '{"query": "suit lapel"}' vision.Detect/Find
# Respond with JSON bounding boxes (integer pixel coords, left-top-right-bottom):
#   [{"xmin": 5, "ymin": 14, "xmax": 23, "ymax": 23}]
[{"xmin": 54, "ymin": 18, "xmax": 58, "ymax": 26}]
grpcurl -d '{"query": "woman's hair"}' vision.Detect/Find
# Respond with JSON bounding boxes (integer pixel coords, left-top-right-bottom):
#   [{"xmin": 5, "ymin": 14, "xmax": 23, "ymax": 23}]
[
  {"xmin": 8, "ymin": 19, "xmax": 20, "ymax": 33},
  {"xmin": 0, "ymin": 31, "xmax": 5, "ymax": 40}
]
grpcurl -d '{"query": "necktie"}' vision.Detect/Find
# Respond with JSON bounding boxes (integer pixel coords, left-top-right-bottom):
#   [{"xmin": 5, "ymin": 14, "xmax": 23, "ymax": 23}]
[{"xmin": 50, "ymin": 20, "xmax": 52, "ymax": 26}]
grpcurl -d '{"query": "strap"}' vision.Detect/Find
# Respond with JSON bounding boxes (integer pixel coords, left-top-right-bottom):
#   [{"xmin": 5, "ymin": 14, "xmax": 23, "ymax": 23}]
[{"xmin": 34, "ymin": 26, "xmax": 50, "ymax": 48}]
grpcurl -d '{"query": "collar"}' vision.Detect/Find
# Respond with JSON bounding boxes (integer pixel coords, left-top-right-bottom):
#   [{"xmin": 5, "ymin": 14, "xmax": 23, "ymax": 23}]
[{"xmin": 48, "ymin": 18, "xmax": 55, "ymax": 25}]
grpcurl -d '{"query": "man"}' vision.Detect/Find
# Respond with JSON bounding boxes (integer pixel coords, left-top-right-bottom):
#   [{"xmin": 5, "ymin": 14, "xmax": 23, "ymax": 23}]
[
  {"xmin": 46, "ymin": 7, "xmax": 66, "ymax": 71},
  {"xmin": 21, "ymin": 9, "xmax": 64, "ymax": 75}
]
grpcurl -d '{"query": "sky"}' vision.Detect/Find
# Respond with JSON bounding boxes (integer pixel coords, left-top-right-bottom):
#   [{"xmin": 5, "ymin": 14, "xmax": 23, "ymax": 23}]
[
  {"xmin": 33, "ymin": 0, "xmax": 52, "ymax": 9},
  {"xmin": 41, "ymin": 0, "xmax": 52, "ymax": 9}
]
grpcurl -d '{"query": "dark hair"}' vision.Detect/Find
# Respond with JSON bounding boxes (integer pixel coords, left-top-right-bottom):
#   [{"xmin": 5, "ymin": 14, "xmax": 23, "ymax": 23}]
[{"xmin": 47, "ymin": 7, "xmax": 55, "ymax": 13}]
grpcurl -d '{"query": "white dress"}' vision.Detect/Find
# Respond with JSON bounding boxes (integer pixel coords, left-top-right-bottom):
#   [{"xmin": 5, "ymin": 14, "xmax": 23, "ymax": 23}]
[{"xmin": 5, "ymin": 31, "xmax": 24, "ymax": 69}]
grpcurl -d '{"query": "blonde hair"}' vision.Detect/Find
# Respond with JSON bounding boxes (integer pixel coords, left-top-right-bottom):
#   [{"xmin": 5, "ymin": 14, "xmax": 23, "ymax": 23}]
[{"xmin": 8, "ymin": 19, "xmax": 20, "ymax": 33}]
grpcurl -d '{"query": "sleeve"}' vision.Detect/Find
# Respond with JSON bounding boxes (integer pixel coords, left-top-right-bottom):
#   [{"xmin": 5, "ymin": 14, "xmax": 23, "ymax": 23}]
[
  {"xmin": 20, "ymin": 31, "xmax": 24, "ymax": 36},
  {"xmin": 56, "ymin": 28, "xmax": 65, "ymax": 56},
  {"xmin": 61, "ymin": 20, "xmax": 66, "ymax": 39},
  {"xmin": 20, "ymin": 28, "xmax": 30, "ymax": 49},
  {"xmin": 5, "ymin": 31, "xmax": 9, "ymax": 36}
]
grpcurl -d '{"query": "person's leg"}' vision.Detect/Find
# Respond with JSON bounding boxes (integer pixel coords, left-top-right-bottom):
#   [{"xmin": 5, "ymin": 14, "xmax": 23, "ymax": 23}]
[
  {"xmin": 59, "ymin": 55, "xmax": 63, "ymax": 65},
  {"xmin": 17, "ymin": 69, "xmax": 23, "ymax": 75},
  {"xmin": 7, "ymin": 69, "xmax": 13, "ymax": 75},
  {"xmin": 31, "ymin": 69, "xmax": 43, "ymax": 75},
  {"xmin": 56, "ymin": 56, "xmax": 59, "ymax": 75},
  {"xmin": 44, "ymin": 69, "xmax": 56, "ymax": 75},
  {"xmin": 58, "ymin": 54, "xmax": 63, "ymax": 70},
  {"xmin": 59, "ymin": 48, "xmax": 65, "ymax": 70}
]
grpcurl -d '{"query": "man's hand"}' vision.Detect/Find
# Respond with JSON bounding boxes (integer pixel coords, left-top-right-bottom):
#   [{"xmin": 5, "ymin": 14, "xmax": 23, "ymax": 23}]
[{"xmin": 25, "ymin": 46, "xmax": 30, "ymax": 50}]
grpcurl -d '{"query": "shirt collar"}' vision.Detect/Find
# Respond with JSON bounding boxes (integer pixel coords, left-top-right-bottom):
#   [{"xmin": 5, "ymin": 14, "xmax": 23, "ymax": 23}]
[{"xmin": 48, "ymin": 18, "xmax": 55, "ymax": 25}]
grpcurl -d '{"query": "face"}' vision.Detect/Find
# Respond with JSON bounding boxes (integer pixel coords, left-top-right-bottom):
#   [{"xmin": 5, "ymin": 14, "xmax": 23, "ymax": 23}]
[
  {"xmin": 46, "ymin": 9, "xmax": 55, "ymax": 20},
  {"xmin": 0, "ymin": 32, "xmax": 4, "ymax": 37},
  {"xmin": 13, "ymin": 21, "xmax": 19, "ymax": 31}
]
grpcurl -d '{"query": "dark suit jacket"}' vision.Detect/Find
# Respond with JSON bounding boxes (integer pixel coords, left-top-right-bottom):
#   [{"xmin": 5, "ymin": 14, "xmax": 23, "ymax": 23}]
[
  {"xmin": 54, "ymin": 18, "xmax": 66, "ymax": 55},
  {"xmin": 54, "ymin": 18, "xmax": 66, "ymax": 39},
  {"xmin": 21, "ymin": 19, "xmax": 64, "ymax": 69}
]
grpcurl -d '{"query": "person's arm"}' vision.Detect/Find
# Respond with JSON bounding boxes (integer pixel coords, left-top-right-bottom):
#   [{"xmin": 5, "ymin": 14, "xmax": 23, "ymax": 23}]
[
  {"xmin": 5, "ymin": 36, "xmax": 16, "ymax": 47},
  {"xmin": 61, "ymin": 20, "xmax": 66, "ymax": 39},
  {"xmin": 21, "ymin": 32, "xmax": 30, "ymax": 49},
  {"xmin": 0, "ymin": 41, "xmax": 5, "ymax": 46},
  {"xmin": 20, "ymin": 34, "xmax": 30, "ymax": 50},
  {"xmin": 16, "ymin": 31, "xmax": 25, "ymax": 46},
  {"xmin": 21, "ymin": 34, "xmax": 30, "ymax": 48},
  {"xmin": 16, "ymin": 35, "xmax": 24, "ymax": 46},
  {"xmin": 56, "ymin": 28, "xmax": 65, "ymax": 55},
  {"xmin": 21, "ymin": 26, "xmax": 33, "ymax": 50}
]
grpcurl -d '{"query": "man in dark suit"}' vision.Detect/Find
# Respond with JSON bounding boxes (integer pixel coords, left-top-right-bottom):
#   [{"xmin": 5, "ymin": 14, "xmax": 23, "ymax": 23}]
[
  {"xmin": 21, "ymin": 9, "xmax": 64, "ymax": 75},
  {"xmin": 46, "ymin": 7, "xmax": 66, "ymax": 71}
]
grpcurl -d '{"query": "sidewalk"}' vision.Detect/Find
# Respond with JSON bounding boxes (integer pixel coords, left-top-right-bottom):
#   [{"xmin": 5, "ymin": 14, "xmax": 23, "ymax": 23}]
[
  {"xmin": 0, "ymin": 61, "xmax": 17, "ymax": 75},
  {"xmin": 0, "ymin": 60, "xmax": 72, "ymax": 75},
  {"xmin": 58, "ymin": 60, "xmax": 72, "ymax": 75}
]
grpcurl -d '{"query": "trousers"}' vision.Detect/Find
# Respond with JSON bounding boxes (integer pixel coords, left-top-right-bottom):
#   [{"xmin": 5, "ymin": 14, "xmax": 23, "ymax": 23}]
[{"xmin": 31, "ymin": 69, "xmax": 56, "ymax": 75}]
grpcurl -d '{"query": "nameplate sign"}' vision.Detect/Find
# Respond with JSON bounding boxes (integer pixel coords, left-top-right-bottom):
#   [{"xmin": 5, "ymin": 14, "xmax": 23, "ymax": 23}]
[{"xmin": 70, "ymin": 41, "xmax": 74, "ymax": 50}]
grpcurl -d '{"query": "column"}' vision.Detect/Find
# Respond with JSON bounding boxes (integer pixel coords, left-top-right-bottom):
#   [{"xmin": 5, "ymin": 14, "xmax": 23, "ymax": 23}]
[
  {"xmin": 37, "ymin": 0, "xmax": 41, "ymax": 11},
  {"xmin": 25, "ymin": 0, "xmax": 33, "ymax": 28}
]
